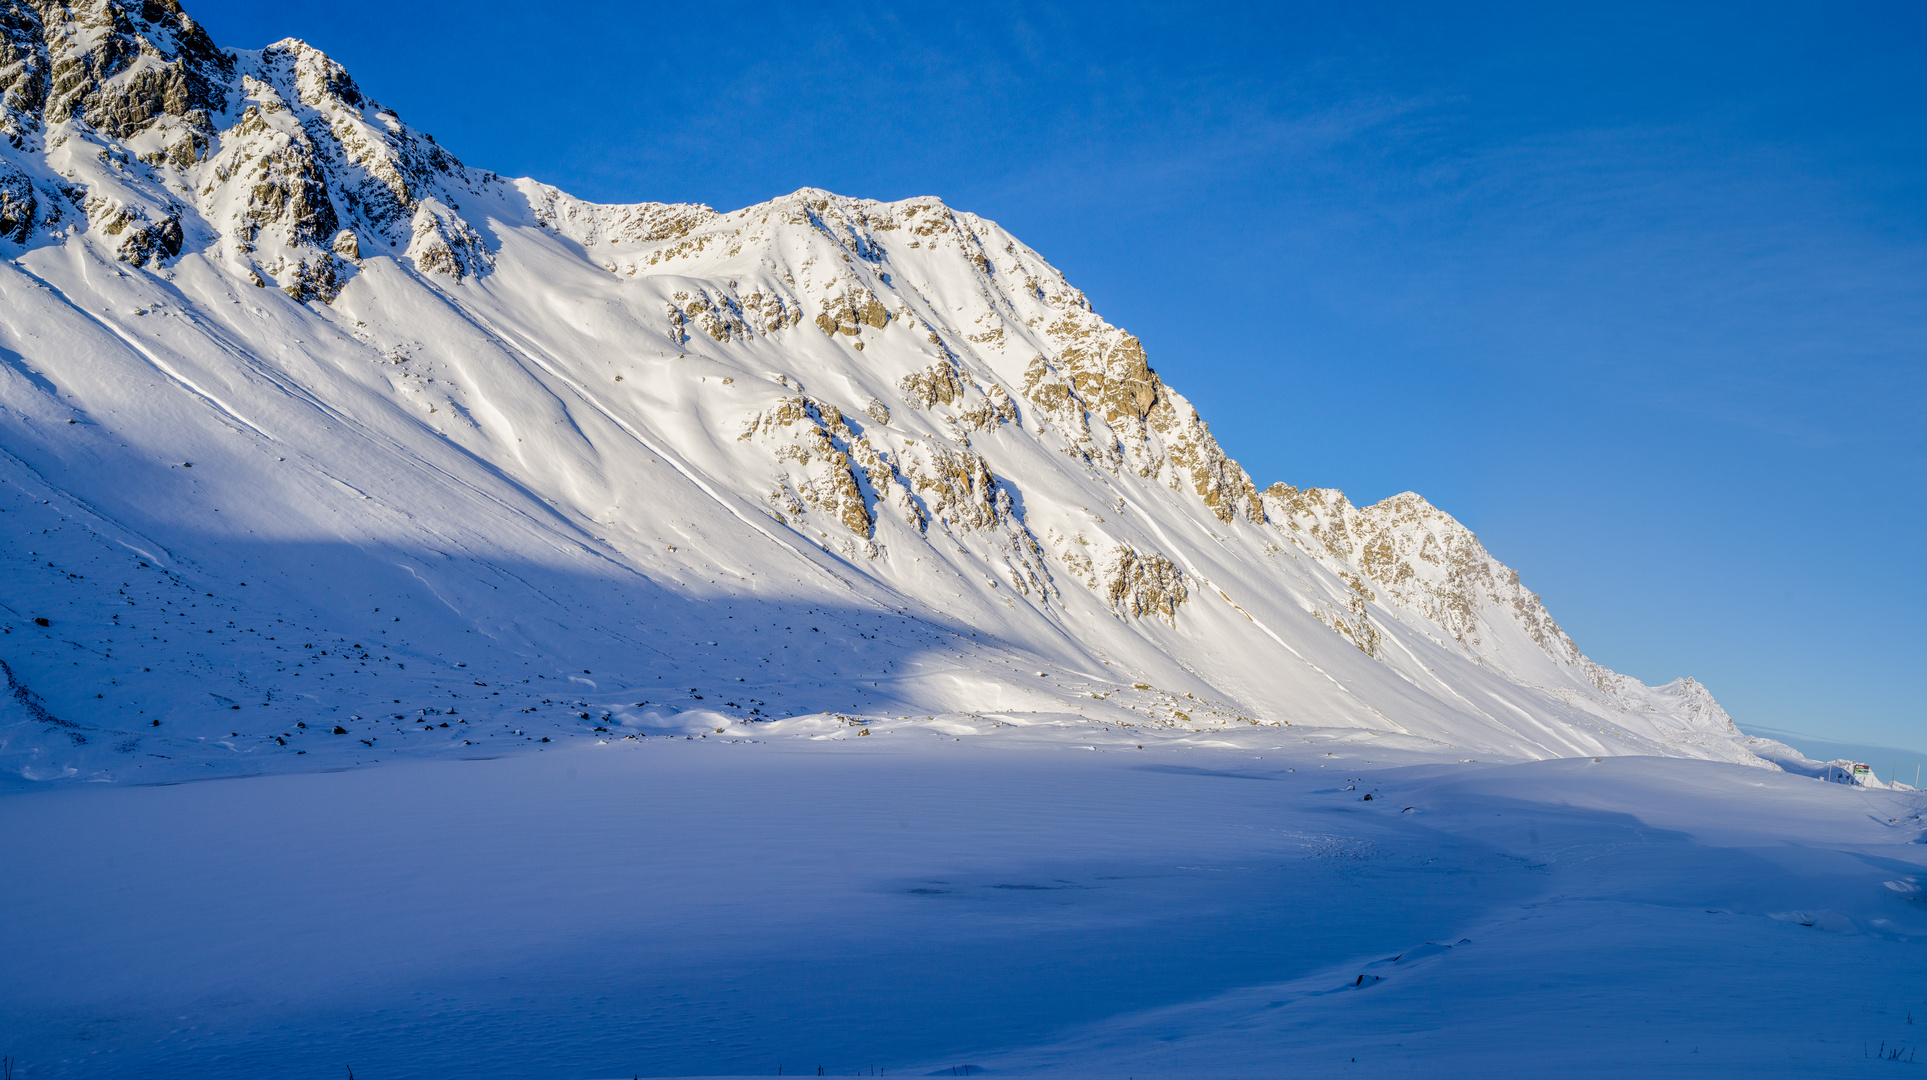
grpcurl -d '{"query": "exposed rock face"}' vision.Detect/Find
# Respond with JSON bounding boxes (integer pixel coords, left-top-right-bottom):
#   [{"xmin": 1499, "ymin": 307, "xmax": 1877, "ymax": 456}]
[
  {"xmin": 0, "ymin": 156, "xmax": 36, "ymax": 240},
  {"xmin": 740, "ymin": 396, "xmax": 878, "ymax": 540},
  {"xmin": 899, "ymin": 442, "xmax": 1006, "ymax": 533},
  {"xmin": 405, "ymin": 200, "xmax": 491, "ymax": 280},
  {"xmin": 1010, "ymin": 308, "xmax": 1261, "ymax": 524},
  {"xmin": 1160, "ymin": 402, "xmax": 1262, "ymax": 524},
  {"xmin": 1046, "ymin": 311, "xmax": 1159, "ymax": 425},
  {"xmin": 1099, "ymin": 544, "xmax": 1187, "ymax": 624},
  {"xmin": 527, "ymin": 188, "xmax": 717, "ymax": 247},
  {"xmin": 815, "ymin": 288, "xmax": 888, "ymax": 337},
  {"xmin": 1262, "ymin": 484, "xmax": 1578, "ymax": 666},
  {"xmin": 943, "ymin": 381, "xmax": 1006, "ymax": 428},
  {"xmin": 899, "ymin": 359, "xmax": 964, "ymax": 409},
  {"xmin": 0, "ymin": 0, "xmax": 231, "ymax": 143},
  {"xmin": 0, "ymin": 1, "xmax": 495, "ymax": 296},
  {"xmin": 85, "ymin": 190, "xmax": 179, "ymax": 264}
]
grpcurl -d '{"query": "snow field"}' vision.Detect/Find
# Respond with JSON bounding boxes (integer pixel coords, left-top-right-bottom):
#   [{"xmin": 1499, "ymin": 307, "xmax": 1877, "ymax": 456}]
[{"xmin": 1, "ymin": 737, "xmax": 1921, "ymax": 1078}]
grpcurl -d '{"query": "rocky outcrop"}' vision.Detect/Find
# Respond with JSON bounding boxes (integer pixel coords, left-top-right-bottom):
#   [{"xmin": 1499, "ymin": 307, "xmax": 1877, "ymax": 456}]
[
  {"xmin": 954, "ymin": 382, "xmax": 1018, "ymax": 431},
  {"xmin": 1044, "ymin": 311, "xmax": 1159, "ymax": 426},
  {"xmin": 0, "ymin": 156, "xmax": 35, "ymax": 240},
  {"xmin": 0, "ymin": 4, "xmax": 498, "ymax": 283},
  {"xmin": 1156, "ymin": 397, "xmax": 1262, "ymax": 524},
  {"xmin": 0, "ymin": 0, "xmax": 231, "ymax": 144},
  {"xmin": 526, "ymin": 187, "xmax": 718, "ymax": 249},
  {"xmin": 405, "ymin": 200, "xmax": 490, "ymax": 280},
  {"xmin": 899, "ymin": 359, "xmax": 964, "ymax": 408},
  {"xmin": 892, "ymin": 438, "xmax": 1054, "ymax": 597},
  {"xmin": 815, "ymin": 287, "xmax": 888, "ymax": 338},
  {"xmin": 1098, "ymin": 543, "xmax": 1187, "ymax": 624},
  {"xmin": 740, "ymin": 396, "xmax": 878, "ymax": 540},
  {"xmin": 206, "ymin": 99, "xmax": 334, "ymax": 236},
  {"xmin": 84, "ymin": 191, "xmax": 180, "ymax": 264},
  {"xmin": 1020, "ymin": 303, "xmax": 1261, "ymax": 523},
  {"xmin": 898, "ymin": 441, "xmax": 1007, "ymax": 533},
  {"xmin": 1259, "ymin": 484, "xmax": 1611, "ymax": 678},
  {"xmin": 665, "ymin": 287, "xmax": 802, "ymax": 344}
]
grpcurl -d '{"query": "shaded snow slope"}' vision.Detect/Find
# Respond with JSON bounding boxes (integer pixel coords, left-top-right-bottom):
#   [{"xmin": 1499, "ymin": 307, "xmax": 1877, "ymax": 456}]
[
  {"xmin": 2, "ymin": 741, "xmax": 1922, "ymax": 1078},
  {"xmin": 0, "ymin": 0, "xmax": 1768, "ymax": 784}
]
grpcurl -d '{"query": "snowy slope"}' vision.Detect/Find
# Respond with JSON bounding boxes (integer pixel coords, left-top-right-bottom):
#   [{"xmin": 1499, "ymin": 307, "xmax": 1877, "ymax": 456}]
[
  {"xmin": 3, "ymin": 741, "xmax": 1922, "ymax": 1080},
  {"xmin": 0, "ymin": 0, "xmax": 1773, "ymax": 785}
]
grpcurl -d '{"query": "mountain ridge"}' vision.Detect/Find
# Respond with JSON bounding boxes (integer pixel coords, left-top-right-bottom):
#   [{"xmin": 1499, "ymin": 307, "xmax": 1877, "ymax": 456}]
[{"xmin": 0, "ymin": 0, "xmax": 1777, "ymax": 783}]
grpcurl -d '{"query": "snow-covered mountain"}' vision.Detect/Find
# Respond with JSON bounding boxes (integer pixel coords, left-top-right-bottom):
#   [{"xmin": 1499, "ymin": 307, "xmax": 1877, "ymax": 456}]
[{"xmin": 0, "ymin": 0, "xmax": 1772, "ymax": 783}]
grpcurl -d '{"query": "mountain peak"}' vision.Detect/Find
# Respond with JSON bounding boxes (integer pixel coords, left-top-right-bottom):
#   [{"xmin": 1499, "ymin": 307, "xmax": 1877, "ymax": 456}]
[
  {"xmin": 0, "ymin": 0, "xmax": 231, "ymax": 143},
  {"xmin": 0, "ymin": 0, "xmax": 1767, "ymax": 784}
]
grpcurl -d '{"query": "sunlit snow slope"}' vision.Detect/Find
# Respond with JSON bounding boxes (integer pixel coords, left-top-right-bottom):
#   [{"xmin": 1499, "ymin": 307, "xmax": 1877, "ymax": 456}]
[{"xmin": 0, "ymin": 0, "xmax": 1771, "ymax": 783}]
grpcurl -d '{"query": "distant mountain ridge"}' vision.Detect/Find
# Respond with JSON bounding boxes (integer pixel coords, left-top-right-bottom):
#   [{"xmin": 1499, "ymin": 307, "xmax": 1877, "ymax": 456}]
[{"xmin": 0, "ymin": 0, "xmax": 1775, "ymax": 783}]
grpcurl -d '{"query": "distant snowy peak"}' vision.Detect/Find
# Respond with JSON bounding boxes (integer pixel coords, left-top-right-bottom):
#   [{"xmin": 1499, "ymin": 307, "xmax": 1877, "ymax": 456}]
[
  {"xmin": 1266, "ymin": 486, "xmax": 1576, "ymax": 665},
  {"xmin": 1261, "ymin": 485, "xmax": 1742, "ymax": 730}
]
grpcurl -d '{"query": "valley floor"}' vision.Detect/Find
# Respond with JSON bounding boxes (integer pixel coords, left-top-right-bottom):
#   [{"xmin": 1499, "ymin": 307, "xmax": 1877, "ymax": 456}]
[{"xmin": 1, "ymin": 731, "xmax": 1923, "ymax": 1079}]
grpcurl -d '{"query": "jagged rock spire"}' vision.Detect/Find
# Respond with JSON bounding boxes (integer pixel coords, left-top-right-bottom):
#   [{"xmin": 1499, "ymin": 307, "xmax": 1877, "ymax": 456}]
[{"xmin": 0, "ymin": 0, "xmax": 231, "ymax": 144}]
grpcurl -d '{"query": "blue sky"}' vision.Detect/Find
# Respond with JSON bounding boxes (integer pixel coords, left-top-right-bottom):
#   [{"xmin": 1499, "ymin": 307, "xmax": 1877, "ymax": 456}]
[{"xmin": 187, "ymin": 1, "xmax": 1926, "ymax": 751}]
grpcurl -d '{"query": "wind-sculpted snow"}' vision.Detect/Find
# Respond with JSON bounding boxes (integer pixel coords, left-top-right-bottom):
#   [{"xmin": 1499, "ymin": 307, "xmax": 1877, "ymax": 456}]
[{"xmin": 0, "ymin": 0, "xmax": 1782, "ymax": 786}]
